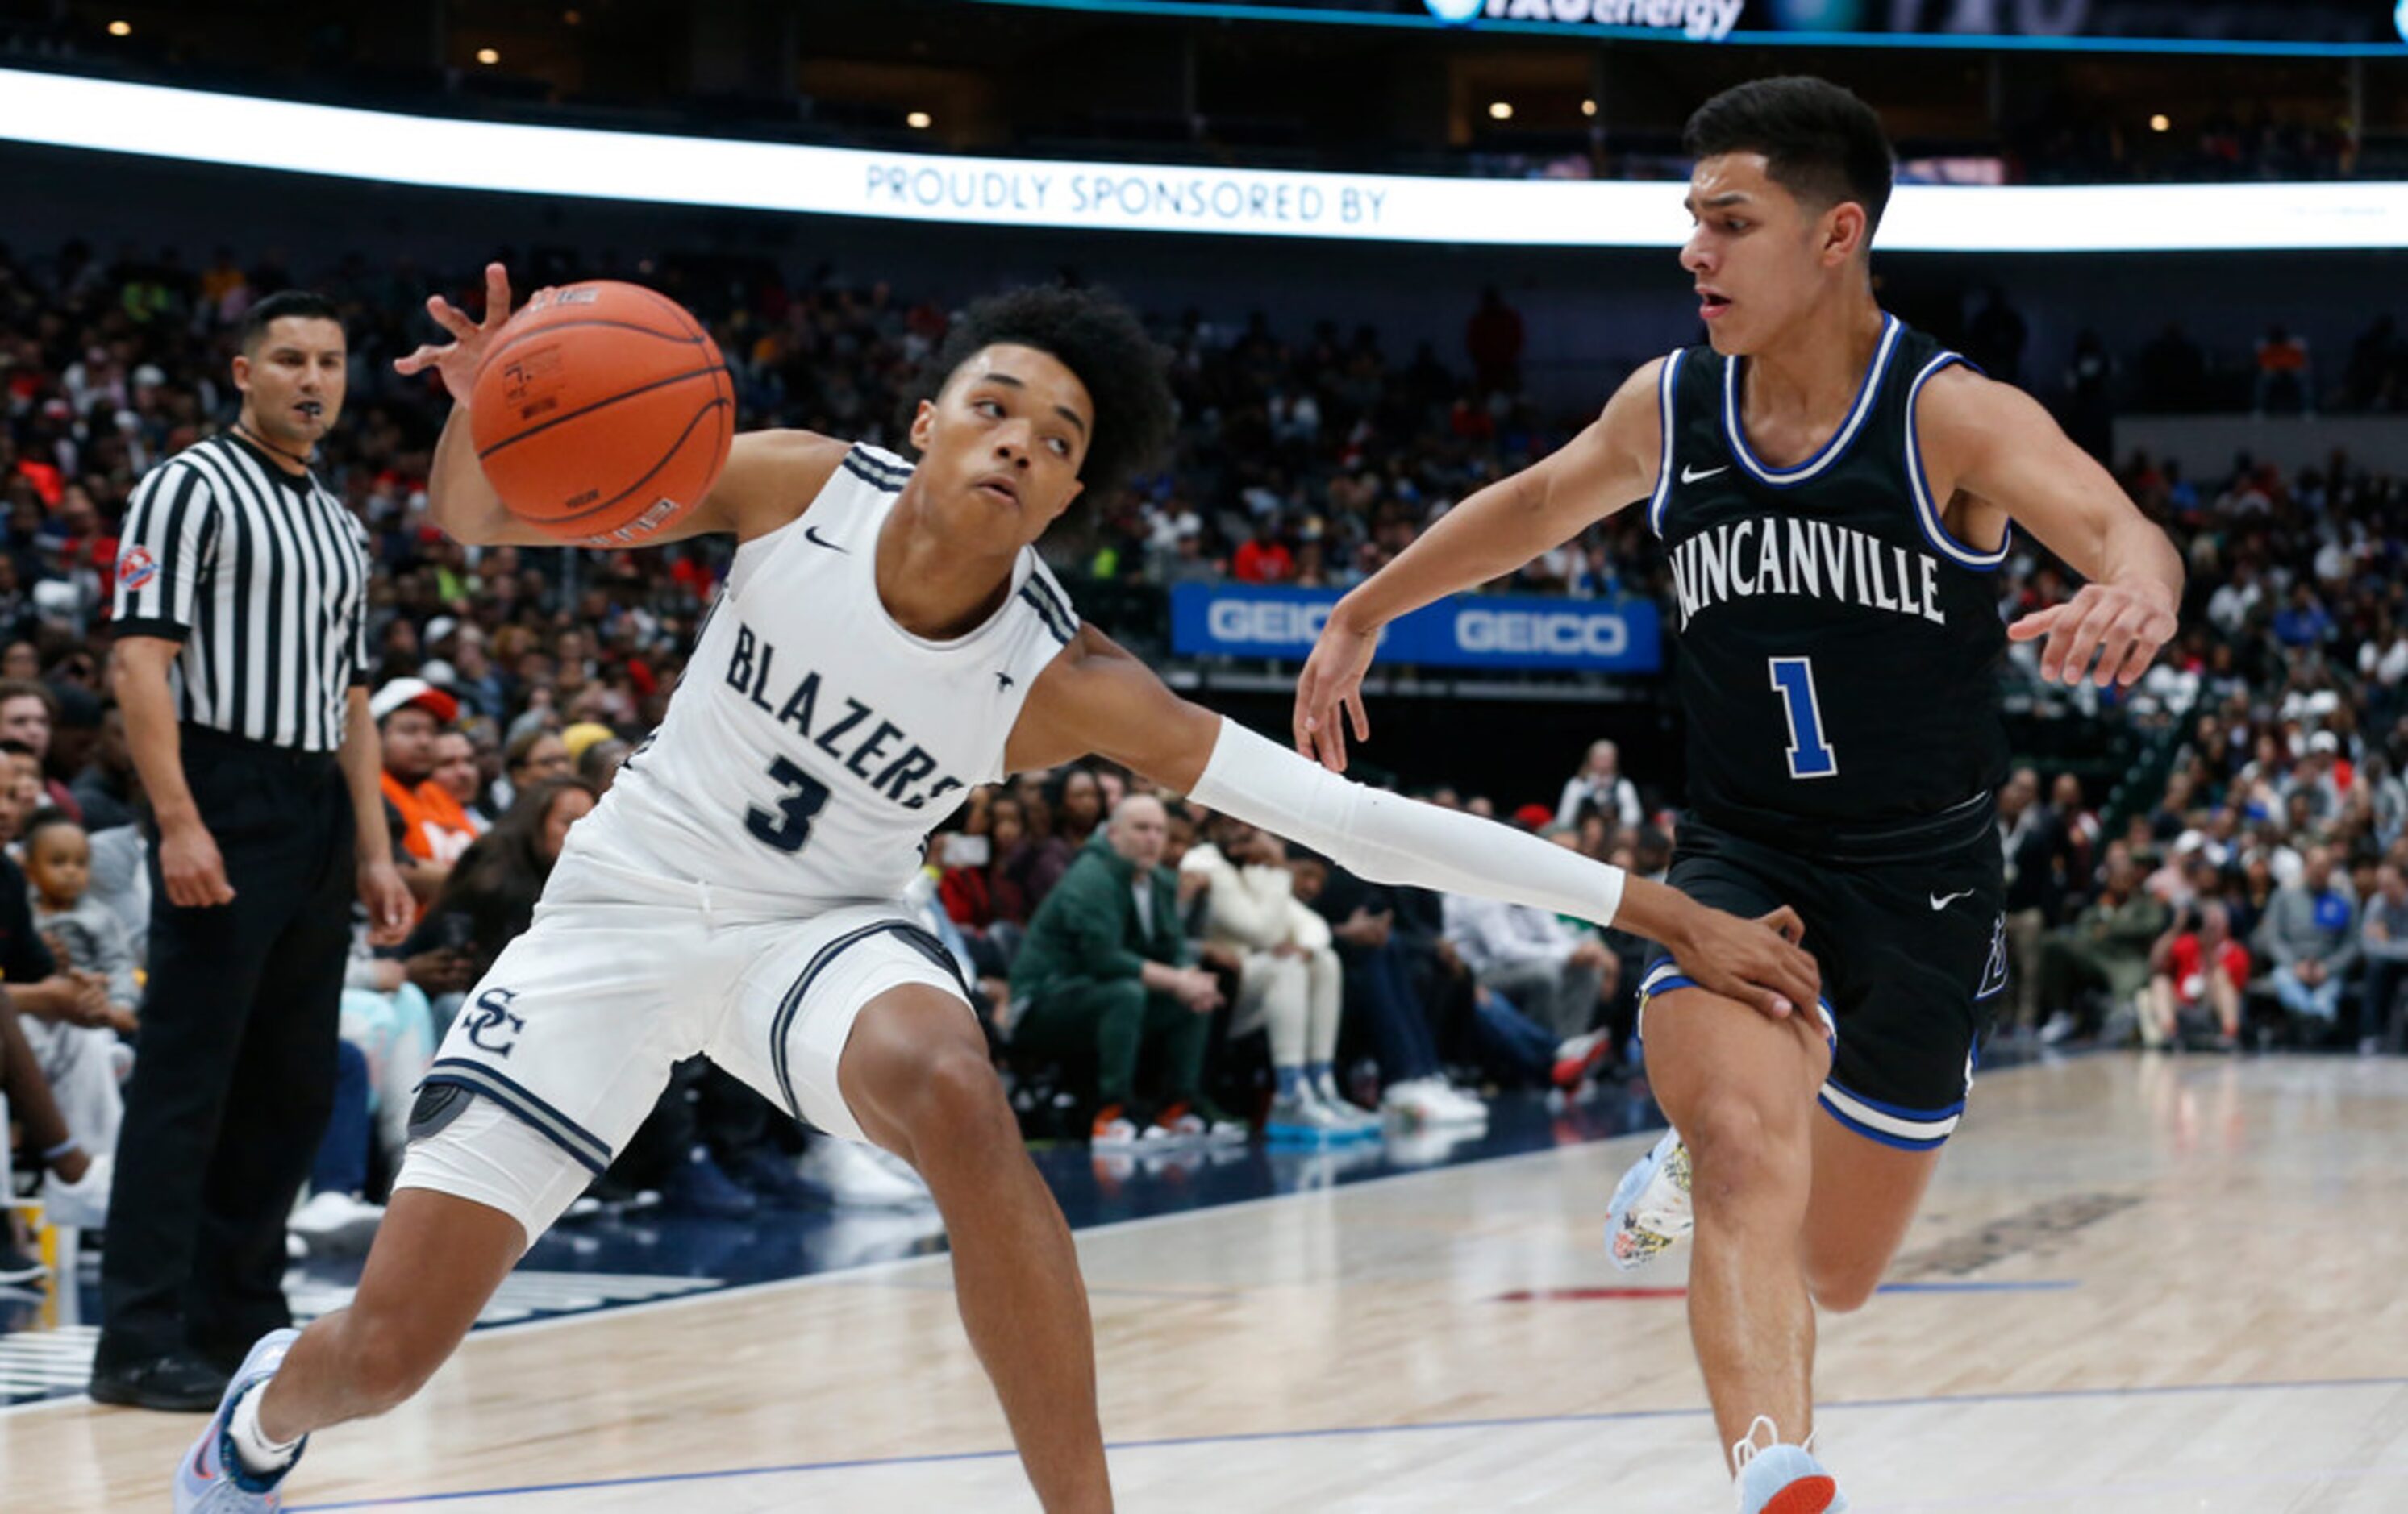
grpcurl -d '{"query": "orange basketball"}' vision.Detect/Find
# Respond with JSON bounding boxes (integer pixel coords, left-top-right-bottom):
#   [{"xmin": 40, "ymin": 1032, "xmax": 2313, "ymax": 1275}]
[{"xmin": 469, "ymin": 281, "xmax": 734, "ymax": 547}]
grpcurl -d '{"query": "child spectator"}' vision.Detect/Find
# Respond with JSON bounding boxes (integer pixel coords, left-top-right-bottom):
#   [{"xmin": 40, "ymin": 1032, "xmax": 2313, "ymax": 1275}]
[
  {"xmin": 19, "ymin": 807, "xmax": 133, "ymax": 1153},
  {"xmin": 24, "ymin": 809, "xmax": 137, "ymax": 1022}
]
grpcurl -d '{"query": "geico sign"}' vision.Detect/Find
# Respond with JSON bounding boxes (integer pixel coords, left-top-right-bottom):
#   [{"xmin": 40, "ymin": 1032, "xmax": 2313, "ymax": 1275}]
[
  {"xmin": 1207, "ymin": 599, "xmax": 1341, "ymax": 644},
  {"xmin": 1454, "ymin": 609, "xmax": 1628, "ymax": 658}
]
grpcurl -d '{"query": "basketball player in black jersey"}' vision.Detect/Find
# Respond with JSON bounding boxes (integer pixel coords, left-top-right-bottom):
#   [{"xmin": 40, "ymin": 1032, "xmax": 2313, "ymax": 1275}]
[{"xmin": 1293, "ymin": 77, "xmax": 2181, "ymax": 1511}]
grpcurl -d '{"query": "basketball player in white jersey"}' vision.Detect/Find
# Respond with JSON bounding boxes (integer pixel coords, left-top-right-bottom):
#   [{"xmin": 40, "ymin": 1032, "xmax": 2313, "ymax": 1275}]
[{"xmin": 173, "ymin": 268, "xmax": 1820, "ymax": 1513}]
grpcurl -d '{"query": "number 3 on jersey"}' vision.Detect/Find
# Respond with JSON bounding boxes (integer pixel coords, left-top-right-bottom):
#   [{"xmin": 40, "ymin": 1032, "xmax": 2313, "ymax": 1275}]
[
  {"xmin": 1769, "ymin": 656, "xmax": 1838, "ymax": 780},
  {"xmin": 746, "ymin": 755, "xmax": 831, "ymax": 853}
]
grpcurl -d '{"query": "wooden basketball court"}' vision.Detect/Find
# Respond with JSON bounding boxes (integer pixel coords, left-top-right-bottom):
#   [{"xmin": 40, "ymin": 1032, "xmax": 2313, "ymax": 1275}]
[{"xmin": 15, "ymin": 1051, "xmax": 2408, "ymax": 1511}]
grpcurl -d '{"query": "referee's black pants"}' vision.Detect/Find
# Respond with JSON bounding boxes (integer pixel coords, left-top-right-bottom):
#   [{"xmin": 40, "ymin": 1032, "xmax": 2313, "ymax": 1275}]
[{"xmin": 96, "ymin": 727, "xmax": 356, "ymax": 1373}]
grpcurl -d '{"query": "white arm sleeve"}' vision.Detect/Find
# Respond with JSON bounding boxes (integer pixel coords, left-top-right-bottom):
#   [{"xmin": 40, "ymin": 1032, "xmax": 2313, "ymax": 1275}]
[{"xmin": 1188, "ymin": 718, "xmax": 1627, "ymax": 930}]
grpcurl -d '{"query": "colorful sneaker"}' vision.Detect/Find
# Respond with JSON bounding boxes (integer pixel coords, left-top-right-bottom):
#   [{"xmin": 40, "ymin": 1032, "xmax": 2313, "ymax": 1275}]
[
  {"xmin": 1089, "ymin": 1104, "xmax": 1142, "ymax": 1150},
  {"xmin": 1309, "ymin": 1077, "xmax": 1385, "ymax": 1140},
  {"xmin": 1155, "ymin": 1101, "xmax": 1248, "ymax": 1146},
  {"xmin": 1733, "ymin": 1418, "xmax": 1846, "ymax": 1514},
  {"xmin": 173, "ymin": 1329, "xmax": 305, "ymax": 1512},
  {"xmin": 1552, "ymin": 1030, "xmax": 1614, "ymax": 1088},
  {"xmin": 1264, "ymin": 1092, "xmax": 1352, "ymax": 1143},
  {"xmin": 1605, "ymin": 1127, "xmax": 1693, "ymax": 1271}
]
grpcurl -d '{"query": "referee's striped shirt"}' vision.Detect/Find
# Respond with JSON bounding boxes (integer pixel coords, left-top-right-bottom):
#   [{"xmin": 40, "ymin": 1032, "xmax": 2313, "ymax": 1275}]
[{"xmin": 110, "ymin": 432, "xmax": 372, "ymax": 754}]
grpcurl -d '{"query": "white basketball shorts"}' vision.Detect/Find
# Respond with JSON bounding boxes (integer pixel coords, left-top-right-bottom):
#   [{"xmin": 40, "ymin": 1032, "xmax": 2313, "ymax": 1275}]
[{"xmin": 392, "ymin": 822, "xmax": 969, "ymax": 1242}]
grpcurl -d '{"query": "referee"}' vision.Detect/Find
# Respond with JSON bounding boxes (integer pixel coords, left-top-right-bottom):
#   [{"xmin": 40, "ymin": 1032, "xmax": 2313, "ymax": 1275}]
[{"xmin": 90, "ymin": 292, "xmax": 413, "ymax": 1411}]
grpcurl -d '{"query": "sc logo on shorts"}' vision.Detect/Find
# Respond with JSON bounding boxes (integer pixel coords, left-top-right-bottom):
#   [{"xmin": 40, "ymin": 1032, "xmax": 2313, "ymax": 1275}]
[{"xmin": 465, "ymin": 987, "xmax": 527, "ymax": 1057}]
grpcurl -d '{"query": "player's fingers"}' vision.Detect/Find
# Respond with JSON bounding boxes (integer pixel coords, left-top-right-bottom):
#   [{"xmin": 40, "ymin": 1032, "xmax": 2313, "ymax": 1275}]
[
  {"xmin": 2005, "ymin": 605, "xmax": 2062, "ymax": 642},
  {"xmin": 1757, "ymin": 905, "xmax": 1806, "ymax": 946},
  {"xmin": 1783, "ymin": 950, "xmax": 1822, "ymax": 1013},
  {"xmin": 1291, "ymin": 676, "xmax": 1319, "ymax": 757},
  {"xmin": 2098, "ymin": 607, "xmax": 2162, "ymax": 686},
  {"xmin": 2091, "ymin": 633, "xmax": 2135, "ymax": 686},
  {"xmin": 2031, "ymin": 622, "xmax": 2072, "ymax": 683},
  {"xmin": 426, "ymin": 295, "xmax": 477, "ymax": 339},
  {"xmin": 1344, "ymin": 688, "xmax": 1369, "ymax": 744},
  {"xmin": 483, "ymin": 263, "xmax": 513, "ymax": 325},
  {"xmin": 2055, "ymin": 608, "xmax": 2112, "ymax": 686},
  {"xmin": 2113, "ymin": 629, "xmax": 2161, "ymax": 687},
  {"xmin": 392, "ymin": 343, "xmax": 445, "ymax": 375}
]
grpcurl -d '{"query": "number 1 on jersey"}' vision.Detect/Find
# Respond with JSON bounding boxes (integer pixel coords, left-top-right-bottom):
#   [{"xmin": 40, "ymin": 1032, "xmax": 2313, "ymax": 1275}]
[{"xmin": 1769, "ymin": 656, "xmax": 1839, "ymax": 780}]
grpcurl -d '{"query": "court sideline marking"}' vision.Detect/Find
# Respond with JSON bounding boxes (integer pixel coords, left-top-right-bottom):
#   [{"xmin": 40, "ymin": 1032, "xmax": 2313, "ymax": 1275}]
[
  {"xmin": 283, "ymin": 1375, "xmax": 2408, "ymax": 1510},
  {"xmin": 0, "ymin": 1135, "xmax": 1599, "ymax": 1419},
  {"xmin": 6, "ymin": 1054, "xmax": 2085, "ymax": 1420}
]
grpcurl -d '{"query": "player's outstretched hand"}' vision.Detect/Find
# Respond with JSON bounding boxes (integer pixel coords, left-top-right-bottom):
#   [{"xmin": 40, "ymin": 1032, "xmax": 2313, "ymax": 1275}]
[
  {"xmin": 393, "ymin": 262, "xmax": 517, "ymax": 408},
  {"xmin": 2007, "ymin": 581, "xmax": 2177, "ymax": 688},
  {"xmin": 1292, "ymin": 609, "xmax": 1377, "ymax": 772}
]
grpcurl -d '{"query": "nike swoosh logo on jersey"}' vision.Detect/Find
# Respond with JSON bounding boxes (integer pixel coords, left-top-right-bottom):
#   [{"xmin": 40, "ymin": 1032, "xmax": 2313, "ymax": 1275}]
[
  {"xmin": 803, "ymin": 526, "xmax": 848, "ymax": 552},
  {"xmin": 1681, "ymin": 464, "xmax": 1729, "ymax": 484},
  {"xmin": 1930, "ymin": 888, "xmax": 1975, "ymax": 911}
]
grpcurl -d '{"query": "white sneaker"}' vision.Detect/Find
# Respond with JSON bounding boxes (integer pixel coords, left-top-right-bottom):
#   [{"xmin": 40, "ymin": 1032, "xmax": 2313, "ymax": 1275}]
[
  {"xmin": 1159, "ymin": 1110, "xmax": 1248, "ymax": 1146},
  {"xmin": 1310, "ymin": 1077, "xmax": 1384, "ymax": 1138},
  {"xmin": 1431, "ymin": 1081, "xmax": 1490, "ymax": 1125},
  {"xmin": 1381, "ymin": 1078, "xmax": 1489, "ymax": 1129},
  {"xmin": 287, "ymin": 1189, "xmax": 384, "ymax": 1256},
  {"xmin": 40, "ymin": 1151, "xmax": 111, "ymax": 1231},
  {"xmin": 798, "ymin": 1139, "xmax": 933, "ymax": 1208},
  {"xmin": 1604, "ymin": 1127, "xmax": 1693, "ymax": 1271}
]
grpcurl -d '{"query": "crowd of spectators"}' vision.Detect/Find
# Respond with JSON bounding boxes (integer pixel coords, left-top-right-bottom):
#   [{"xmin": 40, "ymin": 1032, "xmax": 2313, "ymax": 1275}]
[
  {"xmin": 1984, "ymin": 437, "xmax": 2408, "ymax": 1053},
  {"xmin": 4, "ymin": 224, "xmax": 2408, "ymax": 1283}
]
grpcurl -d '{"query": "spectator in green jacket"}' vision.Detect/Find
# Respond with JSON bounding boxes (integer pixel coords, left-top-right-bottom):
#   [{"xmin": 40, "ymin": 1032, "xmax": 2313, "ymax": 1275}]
[
  {"xmin": 2035, "ymin": 842, "xmax": 2172, "ymax": 1043},
  {"xmin": 1010, "ymin": 793, "xmax": 1225, "ymax": 1146}
]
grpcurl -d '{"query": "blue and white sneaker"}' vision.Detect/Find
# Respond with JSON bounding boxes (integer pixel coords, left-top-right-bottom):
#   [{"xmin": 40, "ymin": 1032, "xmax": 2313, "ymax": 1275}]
[
  {"xmin": 1733, "ymin": 1417, "xmax": 1847, "ymax": 1514},
  {"xmin": 1264, "ymin": 1092, "xmax": 1353, "ymax": 1144},
  {"xmin": 1605, "ymin": 1126, "xmax": 1693, "ymax": 1270},
  {"xmin": 173, "ymin": 1329, "xmax": 306, "ymax": 1512}
]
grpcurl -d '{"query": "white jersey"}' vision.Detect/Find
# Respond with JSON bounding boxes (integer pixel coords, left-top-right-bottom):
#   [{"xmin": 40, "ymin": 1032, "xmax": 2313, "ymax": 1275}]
[{"xmin": 586, "ymin": 443, "xmax": 1079, "ymax": 907}]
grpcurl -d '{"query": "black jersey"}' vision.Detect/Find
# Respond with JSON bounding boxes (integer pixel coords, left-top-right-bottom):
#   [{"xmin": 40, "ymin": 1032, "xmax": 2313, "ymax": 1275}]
[{"xmin": 1647, "ymin": 314, "xmax": 2009, "ymax": 842}]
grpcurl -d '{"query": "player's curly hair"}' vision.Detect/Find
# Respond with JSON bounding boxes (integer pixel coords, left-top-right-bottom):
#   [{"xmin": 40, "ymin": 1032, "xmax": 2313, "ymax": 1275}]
[{"xmin": 926, "ymin": 284, "xmax": 1175, "ymax": 502}]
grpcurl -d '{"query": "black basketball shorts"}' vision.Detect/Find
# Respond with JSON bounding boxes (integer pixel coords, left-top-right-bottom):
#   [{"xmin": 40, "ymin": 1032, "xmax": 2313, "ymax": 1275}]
[{"xmin": 1638, "ymin": 811, "xmax": 2007, "ymax": 1151}]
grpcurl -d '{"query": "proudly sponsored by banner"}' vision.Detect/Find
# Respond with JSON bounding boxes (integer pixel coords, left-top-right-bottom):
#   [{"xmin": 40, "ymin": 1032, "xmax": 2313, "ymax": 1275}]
[
  {"xmin": 4, "ymin": 69, "xmax": 2406, "ymax": 252},
  {"xmin": 1170, "ymin": 583, "xmax": 1663, "ymax": 673}
]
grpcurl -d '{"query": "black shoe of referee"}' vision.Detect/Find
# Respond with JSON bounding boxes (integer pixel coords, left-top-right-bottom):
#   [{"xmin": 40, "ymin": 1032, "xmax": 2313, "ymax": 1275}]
[{"xmin": 86, "ymin": 1351, "xmax": 231, "ymax": 1413}]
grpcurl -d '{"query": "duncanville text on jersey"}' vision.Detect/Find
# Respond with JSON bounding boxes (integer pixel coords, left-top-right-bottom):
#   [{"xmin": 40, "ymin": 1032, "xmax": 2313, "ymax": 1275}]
[{"xmin": 1665, "ymin": 515, "xmax": 1947, "ymax": 633}]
